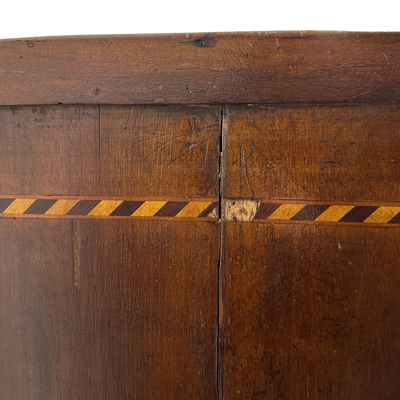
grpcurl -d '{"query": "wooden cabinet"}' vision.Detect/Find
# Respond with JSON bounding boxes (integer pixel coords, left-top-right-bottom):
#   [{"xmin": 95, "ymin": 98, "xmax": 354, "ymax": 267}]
[{"xmin": 1, "ymin": 32, "xmax": 399, "ymax": 399}]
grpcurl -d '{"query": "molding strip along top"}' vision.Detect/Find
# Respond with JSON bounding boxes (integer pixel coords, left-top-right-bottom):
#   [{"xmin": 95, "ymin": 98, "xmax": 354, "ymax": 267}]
[
  {"xmin": 1, "ymin": 32, "xmax": 400, "ymax": 105},
  {"xmin": 0, "ymin": 27, "xmax": 400, "ymax": 39}
]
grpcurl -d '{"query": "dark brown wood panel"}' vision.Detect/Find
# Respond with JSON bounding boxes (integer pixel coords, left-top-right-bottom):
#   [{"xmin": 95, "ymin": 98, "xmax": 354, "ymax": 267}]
[
  {"xmin": 99, "ymin": 105, "xmax": 220, "ymax": 198},
  {"xmin": 0, "ymin": 105, "xmax": 220, "ymax": 198},
  {"xmin": 225, "ymin": 105, "xmax": 400, "ymax": 202},
  {"xmin": 0, "ymin": 218, "xmax": 219, "ymax": 400},
  {"xmin": 0, "ymin": 218, "xmax": 76, "ymax": 400},
  {"xmin": 0, "ymin": 105, "xmax": 100, "ymax": 196},
  {"xmin": 2, "ymin": 32, "xmax": 400, "ymax": 105},
  {"xmin": 221, "ymin": 222, "xmax": 400, "ymax": 400}
]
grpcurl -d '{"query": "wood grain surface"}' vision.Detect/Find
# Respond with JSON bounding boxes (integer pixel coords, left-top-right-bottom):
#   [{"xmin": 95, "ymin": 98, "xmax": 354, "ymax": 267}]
[
  {"xmin": 1, "ymin": 32, "xmax": 400, "ymax": 400},
  {"xmin": 0, "ymin": 218, "xmax": 219, "ymax": 400},
  {"xmin": 1, "ymin": 32, "xmax": 400, "ymax": 105},
  {"xmin": 99, "ymin": 105, "xmax": 220, "ymax": 198},
  {"xmin": 0, "ymin": 105, "xmax": 220, "ymax": 198},
  {"xmin": 221, "ymin": 222, "xmax": 400, "ymax": 400},
  {"xmin": 224, "ymin": 105, "xmax": 400, "ymax": 203}
]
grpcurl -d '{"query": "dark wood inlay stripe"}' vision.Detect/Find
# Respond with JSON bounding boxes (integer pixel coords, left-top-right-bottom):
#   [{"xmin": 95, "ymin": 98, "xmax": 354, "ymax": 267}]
[
  {"xmin": 66, "ymin": 200, "xmax": 101, "ymax": 216},
  {"xmin": 254, "ymin": 203, "xmax": 281, "ymax": 220},
  {"xmin": 110, "ymin": 201, "xmax": 144, "ymax": 216},
  {"xmin": 291, "ymin": 204, "xmax": 330, "ymax": 221},
  {"xmin": 0, "ymin": 198, "xmax": 15, "ymax": 213},
  {"xmin": 198, "ymin": 201, "xmax": 219, "ymax": 217},
  {"xmin": 24, "ymin": 199, "xmax": 57, "ymax": 215},
  {"xmin": 388, "ymin": 211, "xmax": 400, "ymax": 224},
  {"xmin": 154, "ymin": 202, "xmax": 189, "ymax": 217},
  {"xmin": 339, "ymin": 206, "xmax": 379, "ymax": 223}
]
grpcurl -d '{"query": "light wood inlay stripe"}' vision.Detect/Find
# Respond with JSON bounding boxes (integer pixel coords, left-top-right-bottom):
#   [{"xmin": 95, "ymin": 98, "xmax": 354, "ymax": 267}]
[
  {"xmin": 132, "ymin": 201, "xmax": 167, "ymax": 217},
  {"xmin": 46, "ymin": 200, "xmax": 79, "ymax": 215},
  {"xmin": 364, "ymin": 207, "xmax": 400, "ymax": 223},
  {"xmin": 176, "ymin": 202, "xmax": 213, "ymax": 218},
  {"xmin": 88, "ymin": 200, "xmax": 123, "ymax": 216},
  {"xmin": 315, "ymin": 206, "xmax": 354, "ymax": 222},
  {"xmin": 3, "ymin": 199, "xmax": 36, "ymax": 214},
  {"xmin": 267, "ymin": 204, "xmax": 306, "ymax": 220}
]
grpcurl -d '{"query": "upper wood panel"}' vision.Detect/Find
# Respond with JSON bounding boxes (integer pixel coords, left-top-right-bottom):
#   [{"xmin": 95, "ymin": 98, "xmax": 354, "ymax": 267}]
[
  {"xmin": 1, "ymin": 32, "xmax": 400, "ymax": 105},
  {"xmin": 0, "ymin": 105, "xmax": 220, "ymax": 198},
  {"xmin": 224, "ymin": 105, "xmax": 400, "ymax": 203}
]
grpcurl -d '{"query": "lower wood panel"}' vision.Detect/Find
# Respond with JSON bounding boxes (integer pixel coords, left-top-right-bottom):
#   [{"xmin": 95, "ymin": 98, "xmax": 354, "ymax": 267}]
[
  {"xmin": 0, "ymin": 218, "xmax": 218, "ymax": 400},
  {"xmin": 221, "ymin": 222, "xmax": 400, "ymax": 400}
]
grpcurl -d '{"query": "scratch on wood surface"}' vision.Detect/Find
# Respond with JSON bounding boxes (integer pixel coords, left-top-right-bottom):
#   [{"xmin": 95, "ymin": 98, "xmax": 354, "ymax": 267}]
[
  {"xmin": 224, "ymin": 199, "xmax": 261, "ymax": 222},
  {"xmin": 145, "ymin": 134, "xmax": 185, "ymax": 160},
  {"xmin": 167, "ymin": 132, "xmax": 216, "ymax": 168},
  {"xmin": 240, "ymin": 141, "xmax": 258, "ymax": 183},
  {"xmin": 72, "ymin": 220, "xmax": 81, "ymax": 289},
  {"xmin": 275, "ymin": 34, "xmax": 281, "ymax": 51},
  {"xmin": 374, "ymin": 72, "xmax": 383, "ymax": 83},
  {"xmin": 315, "ymin": 160, "xmax": 346, "ymax": 167},
  {"xmin": 124, "ymin": 107, "xmax": 132, "ymax": 130},
  {"xmin": 383, "ymin": 52, "xmax": 390, "ymax": 65}
]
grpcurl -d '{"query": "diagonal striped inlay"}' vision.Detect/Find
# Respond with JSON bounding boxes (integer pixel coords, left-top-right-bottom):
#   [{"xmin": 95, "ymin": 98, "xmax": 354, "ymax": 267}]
[
  {"xmin": 66, "ymin": 200, "xmax": 101, "ymax": 216},
  {"xmin": 88, "ymin": 200, "xmax": 123, "ymax": 216},
  {"xmin": 254, "ymin": 203, "xmax": 281, "ymax": 219},
  {"xmin": 2, "ymin": 196, "xmax": 400, "ymax": 225},
  {"xmin": 291, "ymin": 204, "xmax": 330, "ymax": 221},
  {"xmin": 132, "ymin": 201, "xmax": 167, "ymax": 217},
  {"xmin": 253, "ymin": 201, "xmax": 400, "ymax": 225},
  {"xmin": 109, "ymin": 201, "xmax": 144, "ymax": 216},
  {"xmin": 25, "ymin": 199, "xmax": 58, "ymax": 215},
  {"xmin": 3, "ymin": 198, "xmax": 37, "ymax": 214},
  {"xmin": 198, "ymin": 201, "xmax": 219, "ymax": 217},
  {"xmin": 268, "ymin": 203, "xmax": 306, "ymax": 220},
  {"xmin": 45, "ymin": 199, "xmax": 79, "ymax": 215},
  {"xmin": 339, "ymin": 206, "xmax": 379, "ymax": 223},
  {"xmin": 388, "ymin": 211, "xmax": 400, "ymax": 224},
  {"xmin": 176, "ymin": 201, "xmax": 213, "ymax": 218},
  {"xmin": 154, "ymin": 202, "xmax": 188, "ymax": 217},
  {"xmin": 364, "ymin": 207, "xmax": 400, "ymax": 223},
  {"xmin": 314, "ymin": 205, "xmax": 354, "ymax": 222},
  {"xmin": 0, "ymin": 196, "xmax": 219, "ymax": 220},
  {"xmin": 0, "ymin": 198, "xmax": 15, "ymax": 213}
]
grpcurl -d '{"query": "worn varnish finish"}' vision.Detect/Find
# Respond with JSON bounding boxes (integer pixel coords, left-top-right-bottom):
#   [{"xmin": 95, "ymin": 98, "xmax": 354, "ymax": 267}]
[
  {"xmin": 0, "ymin": 218, "xmax": 218, "ymax": 400},
  {"xmin": 224, "ymin": 105, "xmax": 400, "ymax": 203},
  {"xmin": 0, "ymin": 102, "xmax": 221, "ymax": 399},
  {"xmin": 1, "ymin": 32, "xmax": 400, "ymax": 105},
  {"xmin": 98, "ymin": 106, "xmax": 220, "ymax": 198},
  {"xmin": 220, "ymin": 103, "xmax": 400, "ymax": 399},
  {"xmin": 1, "ymin": 32, "xmax": 400, "ymax": 400},
  {"xmin": 221, "ymin": 222, "xmax": 400, "ymax": 400},
  {"xmin": 0, "ymin": 105, "xmax": 219, "ymax": 198}
]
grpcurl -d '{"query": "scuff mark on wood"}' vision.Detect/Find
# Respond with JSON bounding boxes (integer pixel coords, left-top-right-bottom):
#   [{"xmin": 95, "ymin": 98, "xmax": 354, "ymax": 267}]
[
  {"xmin": 192, "ymin": 35, "xmax": 217, "ymax": 48},
  {"xmin": 315, "ymin": 160, "xmax": 346, "ymax": 167},
  {"xmin": 240, "ymin": 140, "xmax": 258, "ymax": 183},
  {"xmin": 224, "ymin": 198, "xmax": 261, "ymax": 222},
  {"xmin": 72, "ymin": 220, "xmax": 81, "ymax": 289}
]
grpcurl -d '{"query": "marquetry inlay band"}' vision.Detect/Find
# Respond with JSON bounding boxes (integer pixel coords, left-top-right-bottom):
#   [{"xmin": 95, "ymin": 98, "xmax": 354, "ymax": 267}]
[
  {"xmin": 254, "ymin": 203, "xmax": 400, "ymax": 224},
  {"xmin": 2, "ymin": 196, "xmax": 400, "ymax": 225},
  {"xmin": 0, "ymin": 197, "xmax": 219, "ymax": 220}
]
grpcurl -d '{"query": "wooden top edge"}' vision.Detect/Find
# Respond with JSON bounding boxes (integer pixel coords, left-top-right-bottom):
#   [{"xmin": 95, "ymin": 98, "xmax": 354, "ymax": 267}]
[
  {"xmin": 1, "ymin": 31, "xmax": 400, "ymax": 105},
  {"xmin": 1, "ymin": 31, "xmax": 398, "ymax": 42}
]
